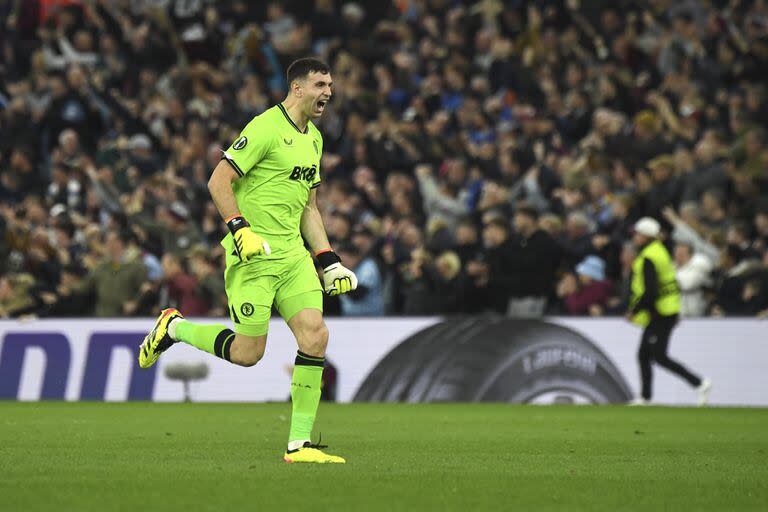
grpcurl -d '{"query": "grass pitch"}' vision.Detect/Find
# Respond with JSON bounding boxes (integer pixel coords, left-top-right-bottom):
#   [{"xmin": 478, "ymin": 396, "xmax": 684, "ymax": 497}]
[{"xmin": 1, "ymin": 403, "xmax": 766, "ymax": 511}]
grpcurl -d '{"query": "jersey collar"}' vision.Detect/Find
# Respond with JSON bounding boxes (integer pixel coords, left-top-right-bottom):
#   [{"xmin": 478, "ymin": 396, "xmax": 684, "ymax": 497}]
[{"xmin": 278, "ymin": 103, "xmax": 309, "ymax": 134}]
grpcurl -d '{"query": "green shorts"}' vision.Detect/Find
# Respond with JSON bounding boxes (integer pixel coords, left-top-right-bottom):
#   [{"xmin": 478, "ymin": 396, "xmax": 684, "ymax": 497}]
[{"xmin": 223, "ymin": 244, "xmax": 323, "ymax": 336}]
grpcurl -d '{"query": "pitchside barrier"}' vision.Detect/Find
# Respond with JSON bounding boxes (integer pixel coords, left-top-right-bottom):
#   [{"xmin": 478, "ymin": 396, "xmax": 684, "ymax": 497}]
[{"xmin": 0, "ymin": 316, "xmax": 765, "ymax": 406}]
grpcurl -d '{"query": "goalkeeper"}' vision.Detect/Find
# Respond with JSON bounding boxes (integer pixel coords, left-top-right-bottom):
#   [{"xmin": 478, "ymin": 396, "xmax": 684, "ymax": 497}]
[{"xmin": 138, "ymin": 58, "xmax": 355, "ymax": 464}]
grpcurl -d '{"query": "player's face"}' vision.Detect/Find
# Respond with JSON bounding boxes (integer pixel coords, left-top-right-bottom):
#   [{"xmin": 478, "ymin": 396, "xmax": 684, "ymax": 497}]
[{"xmin": 301, "ymin": 71, "xmax": 333, "ymax": 119}]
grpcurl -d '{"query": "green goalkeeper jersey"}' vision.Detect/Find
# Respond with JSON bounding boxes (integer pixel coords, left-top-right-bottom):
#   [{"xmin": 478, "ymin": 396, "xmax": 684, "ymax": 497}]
[{"xmin": 221, "ymin": 103, "xmax": 322, "ymax": 260}]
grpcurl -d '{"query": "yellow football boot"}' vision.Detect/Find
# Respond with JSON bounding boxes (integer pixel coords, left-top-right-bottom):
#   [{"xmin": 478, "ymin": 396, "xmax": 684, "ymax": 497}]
[
  {"xmin": 283, "ymin": 442, "xmax": 346, "ymax": 464},
  {"xmin": 138, "ymin": 308, "xmax": 183, "ymax": 369}
]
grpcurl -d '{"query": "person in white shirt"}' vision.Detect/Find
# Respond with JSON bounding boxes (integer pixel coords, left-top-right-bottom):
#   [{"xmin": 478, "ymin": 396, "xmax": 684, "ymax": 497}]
[{"xmin": 673, "ymin": 242, "xmax": 713, "ymax": 317}]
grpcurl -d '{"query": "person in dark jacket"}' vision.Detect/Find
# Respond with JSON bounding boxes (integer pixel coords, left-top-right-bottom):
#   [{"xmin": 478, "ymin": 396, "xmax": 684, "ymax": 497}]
[
  {"xmin": 465, "ymin": 218, "xmax": 513, "ymax": 313},
  {"xmin": 454, "ymin": 217, "xmax": 482, "ymax": 265},
  {"xmin": 403, "ymin": 250, "xmax": 469, "ymax": 315},
  {"xmin": 681, "ymin": 133, "xmax": 729, "ymax": 203},
  {"xmin": 711, "ymin": 245, "xmax": 765, "ymax": 316},
  {"xmin": 506, "ymin": 206, "xmax": 562, "ymax": 316},
  {"xmin": 41, "ymin": 264, "xmax": 92, "ymax": 317},
  {"xmin": 644, "ymin": 154, "xmax": 684, "ymax": 219},
  {"xmin": 559, "ymin": 211, "xmax": 596, "ymax": 268}
]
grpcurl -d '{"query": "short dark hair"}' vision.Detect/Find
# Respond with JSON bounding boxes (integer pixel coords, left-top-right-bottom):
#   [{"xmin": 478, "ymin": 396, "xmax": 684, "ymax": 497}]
[
  {"xmin": 730, "ymin": 221, "xmax": 750, "ymax": 240},
  {"xmin": 107, "ymin": 229, "xmax": 133, "ymax": 246},
  {"xmin": 286, "ymin": 57, "xmax": 330, "ymax": 85},
  {"xmin": 118, "ymin": 229, "xmax": 134, "ymax": 245},
  {"xmin": 485, "ymin": 218, "xmax": 510, "ymax": 232},
  {"xmin": 515, "ymin": 205, "xmax": 539, "ymax": 220},
  {"xmin": 336, "ymin": 242, "xmax": 359, "ymax": 257}
]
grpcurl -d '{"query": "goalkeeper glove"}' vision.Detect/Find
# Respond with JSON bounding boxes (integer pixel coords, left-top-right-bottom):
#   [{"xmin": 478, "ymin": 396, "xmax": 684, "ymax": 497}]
[
  {"xmin": 227, "ymin": 215, "xmax": 271, "ymax": 261},
  {"xmin": 317, "ymin": 250, "xmax": 357, "ymax": 296}
]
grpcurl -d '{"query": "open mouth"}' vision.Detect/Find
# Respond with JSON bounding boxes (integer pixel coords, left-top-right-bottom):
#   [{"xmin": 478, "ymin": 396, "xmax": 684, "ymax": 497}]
[{"xmin": 316, "ymin": 99, "xmax": 328, "ymax": 111}]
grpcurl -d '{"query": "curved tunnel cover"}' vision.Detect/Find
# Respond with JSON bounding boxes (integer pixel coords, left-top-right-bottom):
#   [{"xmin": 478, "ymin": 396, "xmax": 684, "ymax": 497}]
[{"xmin": 353, "ymin": 316, "xmax": 632, "ymax": 404}]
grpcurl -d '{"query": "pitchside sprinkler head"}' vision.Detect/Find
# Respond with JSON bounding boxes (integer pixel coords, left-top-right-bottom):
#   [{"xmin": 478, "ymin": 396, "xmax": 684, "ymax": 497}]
[{"xmin": 164, "ymin": 362, "xmax": 209, "ymax": 402}]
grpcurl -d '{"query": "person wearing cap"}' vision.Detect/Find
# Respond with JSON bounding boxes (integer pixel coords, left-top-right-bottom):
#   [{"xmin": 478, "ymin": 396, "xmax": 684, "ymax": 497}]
[
  {"xmin": 628, "ymin": 217, "xmax": 711, "ymax": 406},
  {"xmin": 558, "ymin": 255, "xmax": 613, "ymax": 316}
]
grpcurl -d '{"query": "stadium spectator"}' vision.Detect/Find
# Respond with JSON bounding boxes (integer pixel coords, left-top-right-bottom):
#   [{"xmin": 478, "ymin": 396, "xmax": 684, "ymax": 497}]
[
  {"xmin": 682, "ymin": 131, "xmax": 729, "ymax": 203},
  {"xmin": 507, "ymin": 206, "xmax": 562, "ymax": 316},
  {"xmin": 558, "ymin": 255, "xmax": 613, "ymax": 316},
  {"xmin": 336, "ymin": 243, "xmax": 384, "ymax": 316},
  {"xmin": 465, "ymin": 218, "xmax": 511, "ymax": 314},
  {"xmin": 753, "ymin": 205, "xmax": 768, "ymax": 251},
  {"xmin": 415, "ymin": 163, "xmax": 470, "ymax": 227},
  {"xmin": 454, "ymin": 217, "xmax": 482, "ymax": 265},
  {"xmin": 559, "ymin": 211, "xmax": 595, "ymax": 268},
  {"xmin": 55, "ymin": 230, "xmax": 148, "ymax": 317},
  {"xmin": 40, "ymin": 263, "xmax": 91, "ymax": 317},
  {"xmin": 1, "ymin": 0, "xmax": 767, "ymax": 319},
  {"xmin": 0, "ymin": 273, "xmax": 37, "ymax": 318},
  {"xmin": 130, "ymin": 200, "xmax": 203, "ymax": 258},
  {"xmin": 644, "ymin": 154, "xmax": 684, "ymax": 219},
  {"xmin": 188, "ymin": 245, "xmax": 227, "ymax": 317},
  {"xmin": 403, "ymin": 249, "xmax": 469, "ymax": 315},
  {"xmin": 161, "ymin": 252, "xmax": 209, "ymax": 317},
  {"xmin": 674, "ymin": 242, "xmax": 714, "ymax": 317},
  {"xmin": 711, "ymin": 245, "xmax": 766, "ymax": 316}
]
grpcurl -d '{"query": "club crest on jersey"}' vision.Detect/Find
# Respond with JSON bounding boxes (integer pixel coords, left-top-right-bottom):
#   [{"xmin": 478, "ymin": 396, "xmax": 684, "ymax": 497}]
[
  {"xmin": 289, "ymin": 164, "xmax": 317, "ymax": 183},
  {"xmin": 233, "ymin": 136, "xmax": 247, "ymax": 150},
  {"xmin": 240, "ymin": 302, "xmax": 254, "ymax": 316}
]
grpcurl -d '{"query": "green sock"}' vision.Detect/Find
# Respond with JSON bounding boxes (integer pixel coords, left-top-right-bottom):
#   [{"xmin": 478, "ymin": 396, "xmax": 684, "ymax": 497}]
[
  {"xmin": 173, "ymin": 319, "xmax": 235, "ymax": 362},
  {"xmin": 288, "ymin": 351, "xmax": 324, "ymax": 450}
]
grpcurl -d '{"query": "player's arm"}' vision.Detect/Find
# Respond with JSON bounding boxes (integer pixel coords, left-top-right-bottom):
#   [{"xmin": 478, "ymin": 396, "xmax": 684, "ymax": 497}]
[
  {"xmin": 207, "ymin": 160, "xmax": 240, "ymax": 221},
  {"xmin": 301, "ymin": 188, "xmax": 357, "ymax": 296},
  {"xmin": 300, "ymin": 187, "xmax": 332, "ymax": 254},
  {"xmin": 208, "ymin": 159, "xmax": 270, "ymax": 260}
]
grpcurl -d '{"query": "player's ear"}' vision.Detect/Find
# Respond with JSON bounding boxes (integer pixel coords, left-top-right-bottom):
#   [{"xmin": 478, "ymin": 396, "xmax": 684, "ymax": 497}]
[{"xmin": 292, "ymin": 80, "xmax": 303, "ymax": 98}]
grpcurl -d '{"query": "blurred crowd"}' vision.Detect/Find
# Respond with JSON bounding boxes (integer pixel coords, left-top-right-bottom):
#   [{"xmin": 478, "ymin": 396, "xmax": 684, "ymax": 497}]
[{"xmin": 1, "ymin": 0, "xmax": 768, "ymax": 319}]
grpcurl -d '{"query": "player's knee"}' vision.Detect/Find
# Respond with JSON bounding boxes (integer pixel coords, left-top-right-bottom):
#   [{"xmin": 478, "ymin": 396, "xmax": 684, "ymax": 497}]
[
  {"xmin": 231, "ymin": 336, "xmax": 265, "ymax": 367},
  {"xmin": 301, "ymin": 322, "xmax": 328, "ymax": 357},
  {"xmin": 237, "ymin": 350, "xmax": 263, "ymax": 367}
]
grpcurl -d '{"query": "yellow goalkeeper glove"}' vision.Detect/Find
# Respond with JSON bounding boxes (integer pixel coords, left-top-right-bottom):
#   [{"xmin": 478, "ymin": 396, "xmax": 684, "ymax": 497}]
[
  {"xmin": 226, "ymin": 215, "xmax": 271, "ymax": 261},
  {"xmin": 317, "ymin": 250, "xmax": 358, "ymax": 296}
]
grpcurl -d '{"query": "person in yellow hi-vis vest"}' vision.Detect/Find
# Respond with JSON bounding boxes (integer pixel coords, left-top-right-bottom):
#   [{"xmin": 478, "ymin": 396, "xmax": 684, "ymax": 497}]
[{"xmin": 627, "ymin": 217, "xmax": 712, "ymax": 406}]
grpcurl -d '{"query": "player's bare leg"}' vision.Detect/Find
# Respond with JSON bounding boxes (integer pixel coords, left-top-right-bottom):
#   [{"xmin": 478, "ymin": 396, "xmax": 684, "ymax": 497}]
[
  {"xmin": 227, "ymin": 334, "xmax": 267, "ymax": 367},
  {"xmin": 283, "ymin": 308, "xmax": 344, "ymax": 463},
  {"xmin": 140, "ymin": 311, "xmax": 267, "ymax": 367}
]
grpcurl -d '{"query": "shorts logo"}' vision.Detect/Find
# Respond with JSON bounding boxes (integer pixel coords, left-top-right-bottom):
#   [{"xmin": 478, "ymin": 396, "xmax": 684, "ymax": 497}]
[
  {"xmin": 233, "ymin": 136, "xmax": 248, "ymax": 150},
  {"xmin": 240, "ymin": 303, "xmax": 254, "ymax": 316}
]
